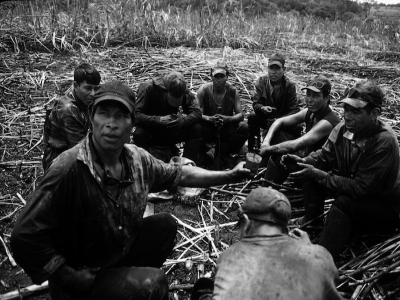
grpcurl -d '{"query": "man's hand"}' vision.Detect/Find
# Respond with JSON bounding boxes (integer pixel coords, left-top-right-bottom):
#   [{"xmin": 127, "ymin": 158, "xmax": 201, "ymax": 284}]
[
  {"xmin": 231, "ymin": 161, "xmax": 252, "ymax": 180},
  {"xmin": 261, "ymin": 106, "xmax": 276, "ymax": 114},
  {"xmin": 289, "ymin": 228, "xmax": 311, "ymax": 244},
  {"xmin": 259, "ymin": 145, "xmax": 272, "ymax": 157},
  {"xmin": 160, "ymin": 114, "xmax": 178, "ymax": 127},
  {"xmin": 206, "ymin": 115, "xmax": 222, "ymax": 127},
  {"xmin": 215, "ymin": 114, "xmax": 230, "ymax": 126},
  {"xmin": 166, "ymin": 117, "xmax": 184, "ymax": 130},
  {"xmin": 281, "ymin": 154, "xmax": 305, "ymax": 168},
  {"xmin": 287, "ymin": 162, "xmax": 317, "ymax": 182},
  {"xmin": 52, "ymin": 264, "xmax": 99, "ymax": 294}
]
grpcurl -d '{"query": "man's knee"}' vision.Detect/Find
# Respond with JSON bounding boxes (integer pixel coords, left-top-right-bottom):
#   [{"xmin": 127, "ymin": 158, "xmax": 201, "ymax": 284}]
[
  {"xmin": 186, "ymin": 123, "xmax": 202, "ymax": 140},
  {"xmin": 332, "ymin": 195, "xmax": 354, "ymax": 219},
  {"xmin": 237, "ymin": 121, "xmax": 249, "ymax": 136}
]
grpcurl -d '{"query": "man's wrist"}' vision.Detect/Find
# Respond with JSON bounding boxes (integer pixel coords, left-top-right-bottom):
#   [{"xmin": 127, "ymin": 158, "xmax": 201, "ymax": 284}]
[{"xmin": 312, "ymin": 169, "xmax": 328, "ymax": 185}]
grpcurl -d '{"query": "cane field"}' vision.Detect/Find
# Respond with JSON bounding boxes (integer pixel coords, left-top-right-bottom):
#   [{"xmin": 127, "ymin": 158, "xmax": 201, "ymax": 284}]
[{"xmin": 1, "ymin": 0, "xmax": 400, "ymax": 299}]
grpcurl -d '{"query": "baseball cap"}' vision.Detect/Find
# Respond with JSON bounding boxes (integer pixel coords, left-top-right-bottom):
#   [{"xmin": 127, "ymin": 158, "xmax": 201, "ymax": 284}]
[
  {"xmin": 165, "ymin": 71, "xmax": 186, "ymax": 107},
  {"xmin": 211, "ymin": 60, "xmax": 228, "ymax": 76},
  {"xmin": 339, "ymin": 81, "xmax": 384, "ymax": 108},
  {"xmin": 241, "ymin": 187, "xmax": 291, "ymax": 227},
  {"xmin": 268, "ymin": 53, "xmax": 285, "ymax": 68},
  {"xmin": 301, "ymin": 75, "xmax": 331, "ymax": 95},
  {"xmin": 93, "ymin": 81, "xmax": 135, "ymax": 113}
]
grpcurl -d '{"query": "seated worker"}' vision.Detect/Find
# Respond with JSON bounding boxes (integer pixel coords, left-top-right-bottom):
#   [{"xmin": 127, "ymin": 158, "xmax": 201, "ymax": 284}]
[
  {"xmin": 11, "ymin": 81, "xmax": 251, "ymax": 300},
  {"xmin": 247, "ymin": 53, "xmax": 301, "ymax": 152},
  {"xmin": 286, "ymin": 81, "xmax": 400, "ymax": 260},
  {"xmin": 42, "ymin": 63, "xmax": 101, "ymax": 171},
  {"xmin": 197, "ymin": 61, "xmax": 249, "ymax": 168},
  {"xmin": 133, "ymin": 71, "xmax": 202, "ymax": 163},
  {"xmin": 259, "ymin": 75, "xmax": 340, "ymax": 181},
  {"xmin": 212, "ymin": 187, "xmax": 342, "ymax": 300}
]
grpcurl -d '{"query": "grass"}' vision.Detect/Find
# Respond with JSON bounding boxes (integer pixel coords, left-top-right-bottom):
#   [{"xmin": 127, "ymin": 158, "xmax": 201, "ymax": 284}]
[{"xmin": 1, "ymin": 0, "xmax": 400, "ymax": 53}]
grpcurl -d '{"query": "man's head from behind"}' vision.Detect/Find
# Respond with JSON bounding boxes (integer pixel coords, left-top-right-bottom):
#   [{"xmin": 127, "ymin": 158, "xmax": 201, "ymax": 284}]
[
  {"xmin": 268, "ymin": 53, "xmax": 285, "ymax": 83},
  {"xmin": 339, "ymin": 81, "xmax": 383, "ymax": 135},
  {"xmin": 238, "ymin": 187, "xmax": 291, "ymax": 238},
  {"xmin": 165, "ymin": 71, "xmax": 186, "ymax": 107},
  {"xmin": 90, "ymin": 81, "xmax": 135, "ymax": 152},
  {"xmin": 73, "ymin": 63, "xmax": 101, "ymax": 106}
]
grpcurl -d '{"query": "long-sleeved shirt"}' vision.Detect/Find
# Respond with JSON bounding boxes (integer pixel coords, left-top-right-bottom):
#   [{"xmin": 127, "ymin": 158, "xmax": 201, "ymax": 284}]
[
  {"xmin": 42, "ymin": 91, "xmax": 90, "ymax": 169},
  {"xmin": 252, "ymin": 74, "xmax": 300, "ymax": 118},
  {"xmin": 213, "ymin": 235, "xmax": 342, "ymax": 300},
  {"xmin": 11, "ymin": 134, "xmax": 181, "ymax": 284},
  {"xmin": 135, "ymin": 76, "xmax": 201, "ymax": 129},
  {"xmin": 306, "ymin": 120, "xmax": 400, "ymax": 212}
]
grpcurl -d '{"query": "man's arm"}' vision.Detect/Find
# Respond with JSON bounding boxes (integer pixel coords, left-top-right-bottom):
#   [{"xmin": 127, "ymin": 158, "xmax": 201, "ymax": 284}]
[
  {"xmin": 179, "ymin": 162, "xmax": 251, "ymax": 187},
  {"xmin": 228, "ymin": 89, "xmax": 245, "ymax": 124},
  {"xmin": 181, "ymin": 90, "xmax": 202, "ymax": 128},
  {"xmin": 262, "ymin": 115, "xmax": 334, "ymax": 156},
  {"xmin": 261, "ymin": 109, "xmax": 306, "ymax": 151},
  {"xmin": 58, "ymin": 106, "xmax": 88, "ymax": 148},
  {"xmin": 135, "ymin": 82, "xmax": 162, "ymax": 128},
  {"xmin": 283, "ymin": 82, "xmax": 300, "ymax": 116}
]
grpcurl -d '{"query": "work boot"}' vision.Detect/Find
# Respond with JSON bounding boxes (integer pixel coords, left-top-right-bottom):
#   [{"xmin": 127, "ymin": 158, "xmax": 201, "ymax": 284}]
[
  {"xmin": 183, "ymin": 138, "xmax": 202, "ymax": 163},
  {"xmin": 319, "ymin": 205, "xmax": 352, "ymax": 262},
  {"xmin": 263, "ymin": 157, "xmax": 286, "ymax": 185}
]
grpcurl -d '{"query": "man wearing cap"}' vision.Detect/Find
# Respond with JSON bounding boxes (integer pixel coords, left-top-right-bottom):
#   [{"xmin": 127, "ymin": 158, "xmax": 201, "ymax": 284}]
[
  {"xmin": 197, "ymin": 61, "xmax": 249, "ymax": 167},
  {"xmin": 42, "ymin": 63, "xmax": 101, "ymax": 171},
  {"xmin": 133, "ymin": 71, "xmax": 202, "ymax": 163},
  {"xmin": 11, "ymin": 80, "xmax": 251, "ymax": 300},
  {"xmin": 247, "ymin": 53, "xmax": 301, "ymax": 152},
  {"xmin": 286, "ymin": 81, "xmax": 400, "ymax": 260},
  {"xmin": 212, "ymin": 187, "xmax": 342, "ymax": 300},
  {"xmin": 259, "ymin": 75, "xmax": 340, "ymax": 183}
]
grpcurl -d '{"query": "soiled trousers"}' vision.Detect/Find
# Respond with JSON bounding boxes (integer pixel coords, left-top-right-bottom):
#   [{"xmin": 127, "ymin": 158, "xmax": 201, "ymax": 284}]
[{"xmin": 49, "ymin": 213, "xmax": 177, "ymax": 300}]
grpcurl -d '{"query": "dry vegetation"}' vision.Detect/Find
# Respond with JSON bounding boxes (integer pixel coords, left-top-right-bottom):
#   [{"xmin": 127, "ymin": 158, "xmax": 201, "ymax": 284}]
[{"xmin": 1, "ymin": 1, "xmax": 400, "ymax": 299}]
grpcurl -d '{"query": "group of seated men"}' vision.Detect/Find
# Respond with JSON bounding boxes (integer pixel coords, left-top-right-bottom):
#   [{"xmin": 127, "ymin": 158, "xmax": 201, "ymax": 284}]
[{"xmin": 9, "ymin": 53, "xmax": 400, "ymax": 300}]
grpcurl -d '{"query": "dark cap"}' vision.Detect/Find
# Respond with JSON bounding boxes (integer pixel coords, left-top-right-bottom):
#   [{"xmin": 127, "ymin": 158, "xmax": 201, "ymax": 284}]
[
  {"xmin": 93, "ymin": 81, "xmax": 135, "ymax": 113},
  {"xmin": 211, "ymin": 60, "xmax": 228, "ymax": 76},
  {"xmin": 339, "ymin": 81, "xmax": 384, "ymax": 108},
  {"xmin": 301, "ymin": 75, "xmax": 331, "ymax": 95},
  {"xmin": 165, "ymin": 71, "xmax": 186, "ymax": 107},
  {"xmin": 268, "ymin": 53, "xmax": 285, "ymax": 68},
  {"xmin": 242, "ymin": 187, "xmax": 291, "ymax": 227}
]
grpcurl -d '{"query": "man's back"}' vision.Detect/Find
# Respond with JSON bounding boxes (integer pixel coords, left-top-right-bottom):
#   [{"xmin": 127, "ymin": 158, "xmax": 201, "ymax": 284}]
[{"xmin": 213, "ymin": 235, "xmax": 342, "ymax": 300}]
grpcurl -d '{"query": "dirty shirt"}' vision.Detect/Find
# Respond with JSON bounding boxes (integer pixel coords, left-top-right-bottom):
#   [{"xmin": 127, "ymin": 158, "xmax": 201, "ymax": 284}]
[
  {"xmin": 135, "ymin": 76, "xmax": 202, "ymax": 129},
  {"xmin": 213, "ymin": 235, "xmax": 342, "ymax": 300},
  {"xmin": 11, "ymin": 135, "xmax": 181, "ymax": 284},
  {"xmin": 42, "ymin": 91, "xmax": 90, "ymax": 169},
  {"xmin": 200, "ymin": 82, "xmax": 237, "ymax": 116},
  {"xmin": 252, "ymin": 75, "xmax": 300, "ymax": 119},
  {"xmin": 306, "ymin": 120, "xmax": 400, "ymax": 212}
]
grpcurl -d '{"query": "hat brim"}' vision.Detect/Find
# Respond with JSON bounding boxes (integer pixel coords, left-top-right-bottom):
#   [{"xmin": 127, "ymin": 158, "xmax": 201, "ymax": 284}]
[
  {"xmin": 212, "ymin": 68, "xmax": 227, "ymax": 76},
  {"xmin": 339, "ymin": 98, "xmax": 368, "ymax": 108},
  {"xmin": 268, "ymin": 61, "xmax": 283, "ymax": 68},
  {"xmin": 94, "ymin": 94, "xmax": 133, "ymax": 113},
  {"xmin": 301, "ymin": 86, "xmax": 323, "ymax": 93},
  {"xmin": 167, "ymin": 93, "xmax": 183, "ymax": 107}
]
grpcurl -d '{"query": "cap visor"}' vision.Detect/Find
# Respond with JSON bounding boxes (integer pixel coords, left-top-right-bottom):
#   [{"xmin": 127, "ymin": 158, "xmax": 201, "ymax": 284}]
[
  {"xmin": 268, "ymin": 61, "xmax": 283, "ymax": 68},
  {"xmin": 167, "ymin": 93, "xmax": 183, "ymax": 107},
  {"xmin": 338, "ymin": 98, "xmax": 368, "ymax": 108},
  {"xmin": 301, "ymin": 86, "xmax": 322, "ymax": 93},
  {"xmin": 212, "ymin": 68, "xmax": 227, "ymax": 76},
  {"xmin": 94, "ymin": 95, "xmax": 133, "ymax": 113}
]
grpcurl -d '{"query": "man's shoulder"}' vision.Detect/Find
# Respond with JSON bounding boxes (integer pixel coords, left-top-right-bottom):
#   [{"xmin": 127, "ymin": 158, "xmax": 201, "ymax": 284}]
[
  {"xmin": 282, "ymin": 75, "xmax": 296, "ymax": 88},
  {"xmin": 54, "ymin": 94, "xmax": 80, "ymax": 115},
  {"xmin": 46, "ymin": 143, "xmax": 81, "ymax": 177},
  {"xmin": 375, "ymin": 121, "xmax": 399, "ymax": 147}
]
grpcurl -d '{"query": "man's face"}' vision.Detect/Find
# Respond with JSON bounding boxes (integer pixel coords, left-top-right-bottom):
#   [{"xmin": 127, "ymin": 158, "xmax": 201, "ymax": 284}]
[
  {"xmin": 343, "ymin": 104, "xmax": 375, "ymax": 134},
  {"xmin": 212, "ymin": 73, "xmax": 228, "ymax": 89},
  {"xmin": 268, "ymin": 65, "xmax": 284, "ymax": 83},
  {"xmin": 74, "ymin": 80, "xmax": 99, "ymax": 106},
  {"xmin": 91, "ymin": 101, "xmax": 133, "ymax": 153},
  {"xmin": 305, "ymin": 90, "xmax": 328, "ymax": 113}
]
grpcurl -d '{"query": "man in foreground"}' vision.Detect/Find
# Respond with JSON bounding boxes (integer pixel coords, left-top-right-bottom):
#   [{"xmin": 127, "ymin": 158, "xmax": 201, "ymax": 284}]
[
  {"xmin": 133, "ymin": 71, "xmax": 202, "ymax": 163},
  {"xmin": 197, "ymin": 61, "xmax": 248, "ymax": 168},
  {"xmin": 259, "ymin": 75, "xmax": 340, "ymax": 181},
  {"xmin": 11, "ymin": 81, "xmax": 251, "ymax": 300},
  {"xmin": 286, "ymin": 81, "xmax": 400, "ymax": 260},
  {"xmin": 212, "ymin": 187, "xmax": 342, "ymax": 300},
  {"xmin": 247, "ymin": 53, "xmax": 301, "ymax": 152},
  {"xmin": 42, "ymin": 63, "xmax": 101, "ymax": 170}
]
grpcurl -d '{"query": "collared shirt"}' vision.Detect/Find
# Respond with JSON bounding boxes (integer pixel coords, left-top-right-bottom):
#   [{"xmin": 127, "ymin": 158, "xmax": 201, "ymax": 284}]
[
  {"xmin": 11, "ymin": 135, "xmax": 181, "ymax": 284},
  {"xmin": 213, "ymin": 235, "xmax": 342, "ymax": 300},
  {"xmin": 252, "ymin": 75, "xmax": 300, "ymax": 118},
  {"xmin": 135, "ymin": 76, "xmax": 202, "ymax": 129},
  {"xmin": 42, "ymin": 91, "xmax": 90, "ymax": 169},
  {"xmin": 307, "ymin": 120, "xmax": 400, "ymax": 212}
]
